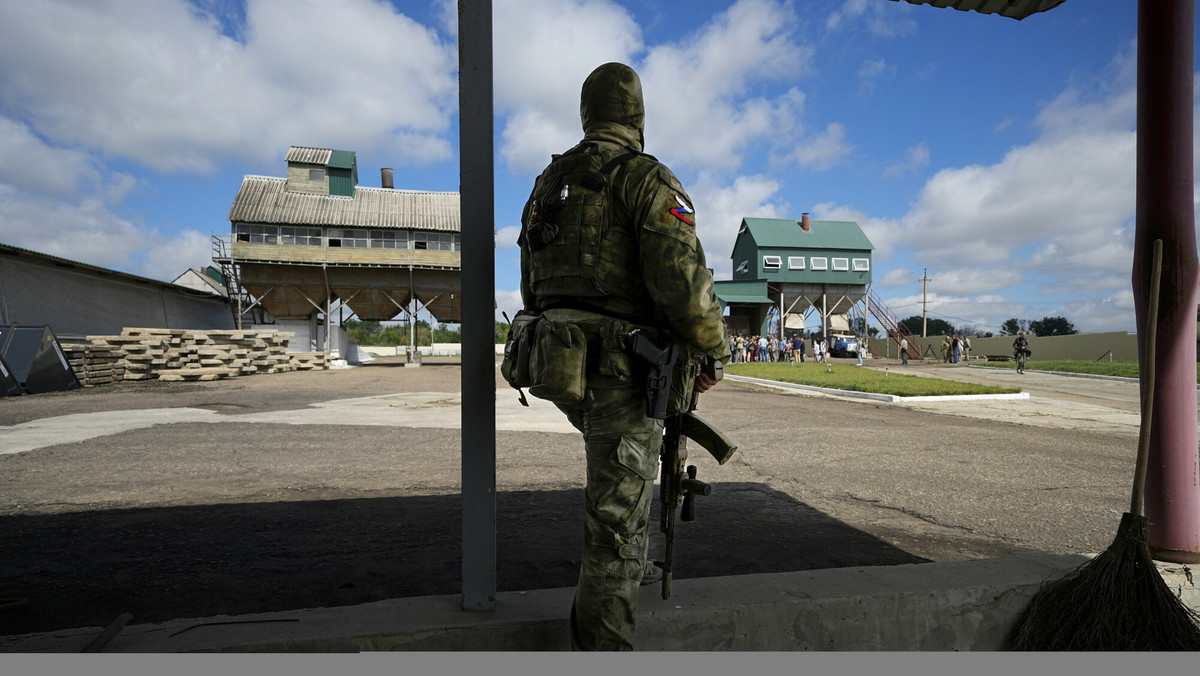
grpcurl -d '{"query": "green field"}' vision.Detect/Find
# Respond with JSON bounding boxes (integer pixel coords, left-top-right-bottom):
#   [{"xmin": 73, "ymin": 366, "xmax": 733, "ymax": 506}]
[
  {"xmin": 725, "ymin": 362, "xmax": 1021, "ymax": 397},
  {"xmin": 976, "ymin": 359, "xmax": 1200, "ymax": 382}
]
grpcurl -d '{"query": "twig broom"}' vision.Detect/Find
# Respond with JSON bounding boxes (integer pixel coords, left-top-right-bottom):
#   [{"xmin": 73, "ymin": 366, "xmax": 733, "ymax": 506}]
[{"xmin": 1008, "ymin": 239, "xmax": 1200, "ymax": 650}]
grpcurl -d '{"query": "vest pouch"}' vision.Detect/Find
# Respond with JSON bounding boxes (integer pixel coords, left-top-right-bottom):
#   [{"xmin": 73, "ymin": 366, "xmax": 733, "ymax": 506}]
[
  {"xmin": 528, "ymin": 318, "xmax": 588, "ymax": 404},
  {"xmin": 501, "ymin": 311, "xmax": 542, "ymax": 389}
]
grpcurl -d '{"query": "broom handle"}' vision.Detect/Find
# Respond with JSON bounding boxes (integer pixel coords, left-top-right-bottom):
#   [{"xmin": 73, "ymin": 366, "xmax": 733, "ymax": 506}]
[{"xmin": 1130, "ymin": 238, "xmax": 1163, "ymax": 517}]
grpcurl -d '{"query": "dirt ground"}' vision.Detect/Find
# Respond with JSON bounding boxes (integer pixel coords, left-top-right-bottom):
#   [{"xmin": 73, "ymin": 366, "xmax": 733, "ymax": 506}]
[{"xmin": 0, "ymin": 356, "xmax": 1129, "ymax": 640}]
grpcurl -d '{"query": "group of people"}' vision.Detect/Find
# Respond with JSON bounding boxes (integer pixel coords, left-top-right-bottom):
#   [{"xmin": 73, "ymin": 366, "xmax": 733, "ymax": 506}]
[
  {"xmin": 939, "ymin": 334, "xmax": 973, "ymax": 363},
  {"xmin": 728, "ymin": 333, "xmax": 829, "ymax": 364}
]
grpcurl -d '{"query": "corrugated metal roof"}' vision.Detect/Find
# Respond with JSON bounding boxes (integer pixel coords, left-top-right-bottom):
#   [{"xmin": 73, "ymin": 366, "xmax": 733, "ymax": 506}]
[
  {"xmin": 228, "ymin": 176, "xmax": 461, "ymax": 231},
  {"xmin": 327, "ymin": 149, "xmax": 356, "ymax": 169},
  {"xmin": 740, "ymin": 218, "xmax": 874, "ymax": 251},
  {"xmin": 1, "ymin": 242, "xmax": 222, "ymax": 294},
  {"xmin": 887, "ymin": 0, "xmax": 1067, "ymax": 21},
  {"xmin": 285, "ymin": 146, "xmax": 332, "ymax": 165}
]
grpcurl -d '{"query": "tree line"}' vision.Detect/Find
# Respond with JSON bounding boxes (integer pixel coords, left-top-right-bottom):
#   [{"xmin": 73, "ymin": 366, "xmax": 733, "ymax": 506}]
[
  {"xmin": 897, "ymin": 315, "xmax": 1077, "ymax": 338},
  {"xmin": 341, "ymin": 319, "xmax": 510, "ymax": 346}
]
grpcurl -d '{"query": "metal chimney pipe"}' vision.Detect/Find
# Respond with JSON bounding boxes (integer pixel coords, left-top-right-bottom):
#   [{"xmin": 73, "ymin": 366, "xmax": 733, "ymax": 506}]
[
  {"xmin": 381, "ymin": 167, "xmax": 394, "ymax": 189},
  {"xmin": 801, "ymin": 212, "xmax": 810, "ymax": 231}
]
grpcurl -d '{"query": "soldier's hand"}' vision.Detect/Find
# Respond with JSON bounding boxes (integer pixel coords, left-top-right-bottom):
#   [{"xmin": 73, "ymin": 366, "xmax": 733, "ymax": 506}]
[{"xmin": 695, "ymin": 372, "xmax": 718, "ymax": 393}]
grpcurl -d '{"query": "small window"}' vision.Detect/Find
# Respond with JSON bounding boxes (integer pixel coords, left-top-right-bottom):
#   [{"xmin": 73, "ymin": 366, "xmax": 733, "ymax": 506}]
[
  {"xmin": 832, "ymin": 257, "xmax": 849, "ymax": 271},
  {"xmin": 788, "ymin": 256, "xmax": 805, "ymax": 270},
  {"xmin": 763, "ymin": 255, "xmax": 782, "ymax": 270},
  {"xmin": 414, "ymin": 231, "xmax": 460, "ymax": 251},
  {"xmin": 280, "ymin": 226, "xmax": 321, "ymax": 246},
  {"xmin": 328, "ymin": 228, "xmax": 368, "ymax": 248},
  {"xmin": 309, "ymin": 169, "xmax": 325, "ymax": 181},
  {"xmin": 810, "ymin": 257, "xmax": 828, "ymax": 270},
  {"xmin": 371, "ymin": 230, "xmax": 409, "ymax": 249},
  {"xmin": 234, "ymin": 224, "xmax": 278, "ymax": 244},
  {"xmin": 736, "ymin": 260, "xmax": 749, "ymax": 274},
  {"xmin": 853, "ymin": 258, "xmax": 870, "ymax": 271}
]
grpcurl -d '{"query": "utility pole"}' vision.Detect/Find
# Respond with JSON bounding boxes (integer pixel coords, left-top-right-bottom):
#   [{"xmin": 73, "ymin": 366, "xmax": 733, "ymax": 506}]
[{"xmin": 920, "ymin": 268, "xmax": 931, "ymax": 337}]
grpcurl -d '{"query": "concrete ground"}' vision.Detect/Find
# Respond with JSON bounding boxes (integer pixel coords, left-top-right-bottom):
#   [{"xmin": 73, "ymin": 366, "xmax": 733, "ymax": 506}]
[{"xmin": 1, "ymin": 354, "xmax": 1197, "ymax": 651}]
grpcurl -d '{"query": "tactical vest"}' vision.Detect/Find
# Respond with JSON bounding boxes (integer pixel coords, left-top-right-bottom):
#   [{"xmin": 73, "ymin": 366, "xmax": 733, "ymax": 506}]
[{"xmin": 521, "ymin": 143, "xmax": 655, "ymax": 318}]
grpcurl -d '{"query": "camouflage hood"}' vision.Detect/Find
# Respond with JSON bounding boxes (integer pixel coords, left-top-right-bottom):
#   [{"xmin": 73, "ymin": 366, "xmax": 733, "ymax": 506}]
[{"xmin": 580, "ymin": 62, "xmax": 645, "ymax": 151}]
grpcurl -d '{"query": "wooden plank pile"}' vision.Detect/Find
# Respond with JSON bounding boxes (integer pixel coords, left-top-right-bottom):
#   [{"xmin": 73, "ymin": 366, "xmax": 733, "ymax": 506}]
[
  {"xmin": 62, "ymin": 328, "xmax": 322, "ymax": 385},
  {"xmin": 61, "ymin": 343, "xmax": 126, "ymax": 387}
]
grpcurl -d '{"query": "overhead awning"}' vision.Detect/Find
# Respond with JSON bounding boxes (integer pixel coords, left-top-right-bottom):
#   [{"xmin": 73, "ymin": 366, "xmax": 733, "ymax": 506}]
[
  {"xmin": 886, "ymin": 0, "xmax": 1067, "ymax": 21},
  {"xmin": 714, "ymin": 280, "xmax": 774, "ymax": 307}
]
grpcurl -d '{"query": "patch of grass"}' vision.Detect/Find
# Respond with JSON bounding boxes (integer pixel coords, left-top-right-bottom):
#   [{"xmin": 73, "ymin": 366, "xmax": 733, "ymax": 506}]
[
  {"xmin": 725, "ymin": 362, "xmax": 1020, "ymax": 397},
  {"xmin": 977, "ymin": 359, "xmax": 1200, "ymax": 382}
]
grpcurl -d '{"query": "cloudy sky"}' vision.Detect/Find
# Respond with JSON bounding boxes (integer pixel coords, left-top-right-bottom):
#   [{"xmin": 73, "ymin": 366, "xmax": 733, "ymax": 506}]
[{"xmin": 0, "ymin": 0, "xmax": 1188, "ymax": 335}]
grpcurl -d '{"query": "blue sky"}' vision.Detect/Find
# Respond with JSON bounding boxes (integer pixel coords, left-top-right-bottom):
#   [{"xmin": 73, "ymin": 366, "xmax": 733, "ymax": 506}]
[{"xmin": 0, "ymin": 0, "xmax": 1189, "ymax": 335}]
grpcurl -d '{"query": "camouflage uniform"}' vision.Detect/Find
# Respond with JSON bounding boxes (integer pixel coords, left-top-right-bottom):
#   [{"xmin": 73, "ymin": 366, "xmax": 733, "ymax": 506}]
[{"xmin": 518, "ymin": 63, "xmax": 730, "ymax": 650}]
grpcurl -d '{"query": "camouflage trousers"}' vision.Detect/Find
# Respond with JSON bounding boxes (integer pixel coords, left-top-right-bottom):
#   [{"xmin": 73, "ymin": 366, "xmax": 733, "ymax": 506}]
[{"xmin": 556, "ymin": 378, "xmax": 662, "ymax": 651}]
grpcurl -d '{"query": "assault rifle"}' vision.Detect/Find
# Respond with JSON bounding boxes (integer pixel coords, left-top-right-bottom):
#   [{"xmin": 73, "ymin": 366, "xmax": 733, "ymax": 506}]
[{"xmin": 626, "ymin": 331, "xmax": 738, "ymax": 600}]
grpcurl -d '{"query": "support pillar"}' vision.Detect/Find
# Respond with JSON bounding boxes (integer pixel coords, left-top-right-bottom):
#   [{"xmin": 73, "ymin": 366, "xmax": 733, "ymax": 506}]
[{"xmin": 1135, "ymin": 0, "xmax": 1200, "ymax": 562}]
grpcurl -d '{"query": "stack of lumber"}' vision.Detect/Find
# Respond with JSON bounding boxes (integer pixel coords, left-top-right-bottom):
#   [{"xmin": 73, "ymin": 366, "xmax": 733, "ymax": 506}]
[
  {"xmin": 288, "ymin": 351, "xmax": 328, "ymax": 370},
  {"xmin": 63, "ymin": 328, "xmax": 316, "ymax": 384},
  {"xmin": 60, "ymin": 343, "xmax": 126, "ymax": 387}
]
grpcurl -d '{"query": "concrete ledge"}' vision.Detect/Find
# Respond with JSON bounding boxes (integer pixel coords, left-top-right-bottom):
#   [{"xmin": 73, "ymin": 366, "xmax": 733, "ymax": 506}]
[{"xmin": 6, "ymin": 554, "xmax": 1156, "ymax": 653}]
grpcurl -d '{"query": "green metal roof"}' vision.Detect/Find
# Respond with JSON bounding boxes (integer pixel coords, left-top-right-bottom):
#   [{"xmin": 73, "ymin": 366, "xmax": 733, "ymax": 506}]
[
  {"xmin": 713, "ymin": 279, "xmax": 773, "ymax": 306},
  {"xmin": 739, "ymin": 218, "xmax": 874, "ymax": 252},
  {"xmin": 327, "ymin": 149, "xmax": 356, "ymax": 169}
]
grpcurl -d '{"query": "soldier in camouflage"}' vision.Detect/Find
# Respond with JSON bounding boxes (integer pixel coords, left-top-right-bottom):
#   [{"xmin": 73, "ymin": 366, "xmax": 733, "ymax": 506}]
[{"xmin": 518, "ymin": 62, "xmax": 731, "ymax": 650}]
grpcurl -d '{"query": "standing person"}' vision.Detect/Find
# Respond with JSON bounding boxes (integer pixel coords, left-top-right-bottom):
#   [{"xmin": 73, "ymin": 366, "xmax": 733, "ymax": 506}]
[
  {"xmin": 517, "ymin": 62, "xmax": 730, "ymax": 651},
  {"xmin": 941, "ymin": 335, "xmax": 951, "ymax": 363},
  {"xmin": 900, "ymin": 336, "xmax": 909, "ymax": 365},
  {"xmin": 781, "ymin": 336, "xmax": 791, "ymax": 362},
  {"xmin": 951, "ymin": 335, "xmax": 960, "ymax": 364},
  {"xmin": 793, "ymin": 334, "xmax": 805, "ymax": 362},
  {"xmin": 729, "ymin": 336, "xmax": 737, "ymax": 364},
  {"xmin": 735, "ymin": 334, "xmax": 746, "ymax": 363},
  {"xmin": 962, "ymin": 335, "xmax": 972, "ymax": 361},
  {"xmin": 821, "ymin": 336, "xmax": 830, "ymax": 362},
  {"xmin": 757, "ymin": 334, "xmax": 768, "ymax": 362},
  {"xmin": 812, "ymin": 335, "xmax": 822, "ymax": 363}
]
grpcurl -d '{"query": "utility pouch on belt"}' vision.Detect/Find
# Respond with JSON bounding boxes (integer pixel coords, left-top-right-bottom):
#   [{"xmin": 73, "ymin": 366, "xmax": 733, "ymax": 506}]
[
  {"xmin": 527, "ymin": 318, "xmax": 588, "ymax": 404},
  {"xmin": 500, "ymin": 311, "xmax": 541, "ymax": 397}
]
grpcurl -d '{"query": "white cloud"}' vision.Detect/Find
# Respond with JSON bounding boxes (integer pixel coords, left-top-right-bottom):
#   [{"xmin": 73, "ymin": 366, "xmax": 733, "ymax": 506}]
[
  {"xmin": 830, "ymin": 47, "xmax": 1146, "ymax": 335},
  {"xmin": 883, "ymin": 142, "xmax": 930, "ymax": 178},
  {"xmin": 134, "ymin": 230, "xmax": 215, "ymax": 282},
  {"xmin": 857, "ymin": 58, "xmax": 895, "ymax": 98},
  {"xmin": 811, "ymin": 202, "xmax": 900, "ymax": 259},
  {"xmin": 690, "ymin": 172, "xmax": 790, "ymax": 279},
  {"xmin": 781, "ymin": 122, "xmax": 853, "ymax": 172},
  {"xmin": 496, "ymin": 225, "xmax": 523, "ymax": 250},
  {"xmin": 0, "ymin": 0, "xmax": 458, "ymax": 282},
  {"xmin": 826, "ymin": 0, "xmax": 916, "ymax": 38},
  {"xmin": 494, "ymin": 288, "xmax": 525, "ymax": 323},
  {"xmin": 0, "ymin": 0, "xmax": 458, "ymax": 173},
  {"xmin": 494, "ymin": 0, "xmax": 821, "ymax": 177},
  {"xmin": 493, "ymin": 0, "xmax": 643, "ymax": 174}
]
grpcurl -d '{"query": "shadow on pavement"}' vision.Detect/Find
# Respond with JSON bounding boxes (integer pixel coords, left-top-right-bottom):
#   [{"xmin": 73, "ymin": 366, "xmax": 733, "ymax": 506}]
[{"xmin": 0, "ymin": 482, "xmax": 926, "ymax": 637}]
